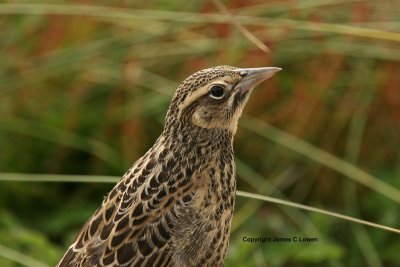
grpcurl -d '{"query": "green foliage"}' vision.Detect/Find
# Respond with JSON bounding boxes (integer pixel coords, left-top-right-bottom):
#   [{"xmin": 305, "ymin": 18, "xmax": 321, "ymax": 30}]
[
  {"xmin": 0, "ymin": 1, "xmax": 399, "ymax": 266},
  {"xmin": 0, "ymin": 209, "xmax": 60, "ymax": 267}
]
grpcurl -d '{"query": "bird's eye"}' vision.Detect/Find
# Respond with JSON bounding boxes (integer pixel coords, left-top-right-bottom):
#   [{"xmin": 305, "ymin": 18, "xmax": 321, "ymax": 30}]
[{"xmin": 209, "ymin": 85, "xmax": 225, "ymax": 99}]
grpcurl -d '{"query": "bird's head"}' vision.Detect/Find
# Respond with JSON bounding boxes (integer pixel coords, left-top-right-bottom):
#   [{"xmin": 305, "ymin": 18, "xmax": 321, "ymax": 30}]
[{"xmin": 165, "ymin": 65, "xmax": 281, "ymax": 135}]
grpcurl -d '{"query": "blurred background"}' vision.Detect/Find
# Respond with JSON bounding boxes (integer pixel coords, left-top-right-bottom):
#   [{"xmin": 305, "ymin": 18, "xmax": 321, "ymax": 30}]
[{"xmin": 0, "ymin": 0, "xmax": 399, "ymax": 266}]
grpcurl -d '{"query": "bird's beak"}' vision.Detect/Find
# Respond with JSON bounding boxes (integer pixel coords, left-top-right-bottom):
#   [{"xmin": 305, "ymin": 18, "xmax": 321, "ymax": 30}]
[{"xmin": 234, "ymin": 67, "xmax": 281, "ymax": 93}]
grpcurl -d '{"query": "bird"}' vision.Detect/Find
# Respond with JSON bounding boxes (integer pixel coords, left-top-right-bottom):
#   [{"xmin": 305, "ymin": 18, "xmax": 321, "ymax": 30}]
[{"xmin": 57, "ymin": 65, "xmax": 280, "ymax": 267}]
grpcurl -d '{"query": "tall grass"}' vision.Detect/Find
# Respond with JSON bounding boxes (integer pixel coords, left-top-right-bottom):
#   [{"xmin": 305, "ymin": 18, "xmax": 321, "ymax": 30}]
[{"xmin": 0, "ymin": 1, "xmax": 399, "ymax": 266}]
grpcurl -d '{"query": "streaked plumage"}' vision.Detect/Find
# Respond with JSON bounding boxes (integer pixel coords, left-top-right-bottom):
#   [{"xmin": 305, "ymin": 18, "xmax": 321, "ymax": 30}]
[{"xmin": 58, "ymin": 65, "xmax": 280, "ymax": 267}]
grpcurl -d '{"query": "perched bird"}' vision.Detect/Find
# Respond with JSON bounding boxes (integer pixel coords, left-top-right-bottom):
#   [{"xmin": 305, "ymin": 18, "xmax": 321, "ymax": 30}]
[{"xmin": 58, "ymin": 65, "xmax": 280, "ymax": 267}]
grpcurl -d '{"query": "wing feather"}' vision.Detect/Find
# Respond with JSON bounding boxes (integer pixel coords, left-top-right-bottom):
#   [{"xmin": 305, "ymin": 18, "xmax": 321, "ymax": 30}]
[{"xmin": 57, "ymin": 149, "xmax": 183, "ymax": 267}]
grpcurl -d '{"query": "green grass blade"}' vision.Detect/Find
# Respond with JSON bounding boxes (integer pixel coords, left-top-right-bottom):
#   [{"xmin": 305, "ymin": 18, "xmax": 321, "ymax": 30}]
[
  {"xmin": 240, "ymin": 115, "xmax": 400, "ymax": 204},
  {"xmin": 234, "ymin": 159, "xmax": 321, "ymax": 235},
  {"xmin": 236, "ymin": 190, "xmax": 400, "ymax": 234},
  {"xmin": 0, "ymin": 173, "xmax": 398, "ymax": 234},
  {"xmin": 0, "ymin": 244, "xmax": 49, "ymax": 267},
  {"xmin": 0, "ymin": 4, "xmax": 399, "ymax": 42},
  {"xmin": 0, "ymin": 173, "xmax": 119, "ymax": 183},
  {"xmin": 344, "ymin": 61, "xmax": 381, "ymax": 267},
  {"xmin": 0, "ymin": 119, "xmax": 123, "ymax": 171}
]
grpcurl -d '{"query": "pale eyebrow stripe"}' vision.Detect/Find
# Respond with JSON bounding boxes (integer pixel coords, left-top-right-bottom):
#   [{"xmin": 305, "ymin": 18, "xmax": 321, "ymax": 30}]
[
  {"xmin": 177, "ymin": 76, "xmax": 235, "ymax": 116},
  {"xmin": 177, "ymin": 84, "xmax": 209, "ymax": 116}
]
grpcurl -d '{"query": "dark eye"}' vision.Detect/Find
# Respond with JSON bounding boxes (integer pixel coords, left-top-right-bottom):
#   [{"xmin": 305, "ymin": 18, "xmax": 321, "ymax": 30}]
[{"xmin": 209, "ymin": 85, "xmax": 225, "ymax": 99}]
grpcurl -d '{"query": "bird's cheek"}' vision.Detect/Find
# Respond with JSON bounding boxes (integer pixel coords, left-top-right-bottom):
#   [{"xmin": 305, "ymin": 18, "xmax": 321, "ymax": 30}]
[
  {"xmin": 191, "ymin": 108, "xmax": 230, "ymax": 129},
  {"xmin": 192, "ymin": 110, "xmax": 214, "ymax": 129}
]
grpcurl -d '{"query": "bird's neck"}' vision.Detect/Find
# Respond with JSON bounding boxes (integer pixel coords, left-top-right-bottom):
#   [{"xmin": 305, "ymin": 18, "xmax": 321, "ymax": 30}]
[{"xmin": 162, "ymin": 124, "xmax": 234, "ymax": 156}]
